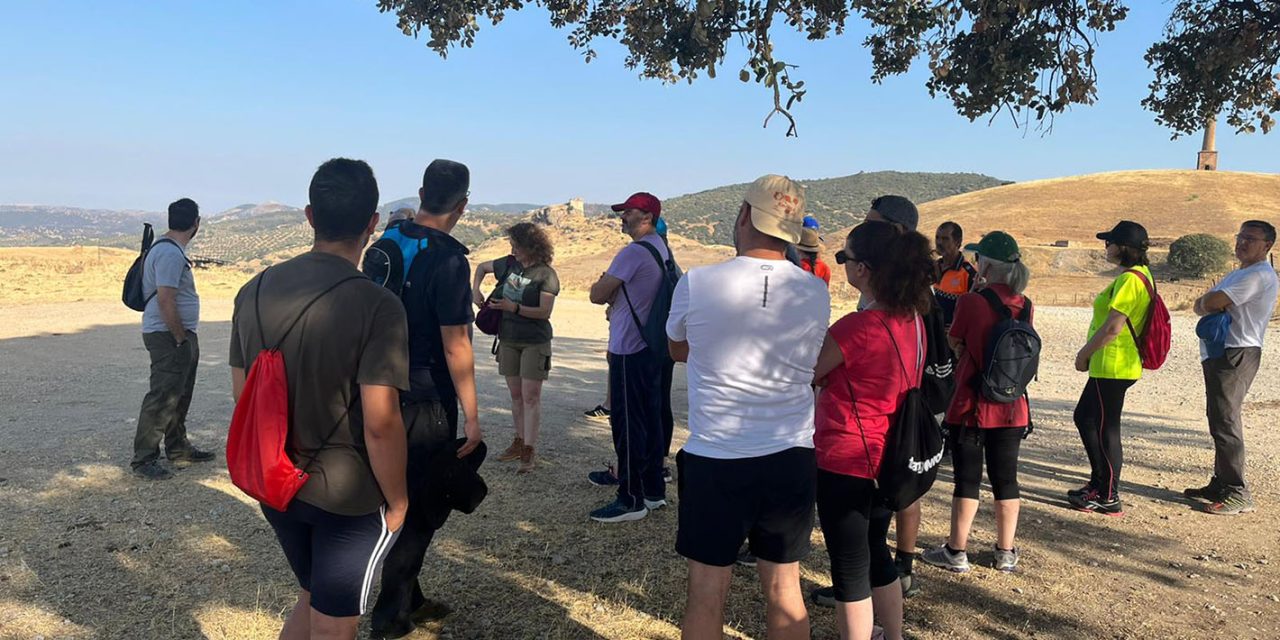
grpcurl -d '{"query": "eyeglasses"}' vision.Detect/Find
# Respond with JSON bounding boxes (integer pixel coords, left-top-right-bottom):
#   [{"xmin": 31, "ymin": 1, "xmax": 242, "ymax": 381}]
[{"xmin": 1236, "ymin": 234, "xmax": 1268, "ymax": 244}]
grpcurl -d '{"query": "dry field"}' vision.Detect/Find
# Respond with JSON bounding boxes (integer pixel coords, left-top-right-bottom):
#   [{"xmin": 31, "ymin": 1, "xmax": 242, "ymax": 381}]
[{"xmin": 2, "ymin": 250, "xmax": 1280, "ymax": 640}]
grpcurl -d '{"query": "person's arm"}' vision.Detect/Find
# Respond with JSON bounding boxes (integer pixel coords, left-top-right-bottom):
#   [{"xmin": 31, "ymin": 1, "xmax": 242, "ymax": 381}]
[
  {"xmin": 156, "ymin": 287, "xmax": 188, "ymax": 344},
  {"xmin": 360, "ymin": 383, "xmax": 408, "ymax": 533},
  {"xmin": 668, "ymin": 340, "xmax": 689, "ymax": 362},
  {"xmin": 440, "ymin": 324, "xmax": 482, "ymax": 457},
  {"xmin": 1195, "ymin": 290, "xmax": 1234, "ymax": 316},
  {"xmin": 471, "ymin": 260, "xmax": 495, "ymax": 308},
  {"xmin": 664, "ymin": 274, "xmax": 691, "ymax": 363},
  {"xmin": 1075, "ymin": 309, "xmax": 1128, "ymax": 371},
  {"xmin": 495, "ymin": 291, "xmax": 557, "ymax": 320},
  {"xmin": 813, "ymin": 331, "xmax": 846, "ymax": 386},
  {"xmin": 589, "ymin": 273, "xmax": 623, "ymax": 305},
  {"xmin": 231, "ymin": 367, "xmax": 246, "ymax": 402}
]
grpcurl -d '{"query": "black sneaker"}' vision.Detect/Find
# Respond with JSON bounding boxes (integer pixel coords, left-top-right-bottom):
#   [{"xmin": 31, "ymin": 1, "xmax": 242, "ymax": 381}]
[
  {"xmin": 170, "ymin": 447, "xmax": 216, "ymax": 469},
  {"xmin": 587, "ymin": 465, "xmax": 620, "ymax": 486},
  {"xmin": 132, "ymin": 461, "xmax": 172, "ymax": 480},
  {"xmin": 1184, "ymin": 478, "xmax": 1223, "ymax": 502},
  {"xmin": 584, "ymin": 405, "xmax": 610, "ymax": 419},
  {"xmin": 1070, "ymin": 490, "xmax": 1124, "ymax": 517},
  {"xmin": 1067, "ymin": 482, "xmax": 1095, "ymax": 499},
  {"xmin": 810, "ymin": 585, "xmax": 836, "ymax": 608}
]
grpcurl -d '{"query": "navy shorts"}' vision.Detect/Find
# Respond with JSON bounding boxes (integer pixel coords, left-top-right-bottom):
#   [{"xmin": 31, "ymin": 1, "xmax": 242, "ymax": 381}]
[{"xmin": 262, "ymin": 500, "xmax": 400, "ymax": 617}]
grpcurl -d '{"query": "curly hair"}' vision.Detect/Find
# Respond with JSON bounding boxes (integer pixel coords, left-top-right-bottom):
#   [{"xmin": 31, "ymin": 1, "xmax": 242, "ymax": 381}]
[
  {"xmin": 507, "ymin": 222, "xmax": 554, "ymax": 265},
  {"xmin": 848, "ymin": 221, "xmax": 935, "ymax": 317}
]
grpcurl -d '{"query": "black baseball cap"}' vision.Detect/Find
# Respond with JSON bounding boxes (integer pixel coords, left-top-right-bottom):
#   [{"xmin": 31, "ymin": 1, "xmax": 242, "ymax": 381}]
[{"xmin": 1096, "ymin": 220, "xmax": 1149, "ymax": 249}]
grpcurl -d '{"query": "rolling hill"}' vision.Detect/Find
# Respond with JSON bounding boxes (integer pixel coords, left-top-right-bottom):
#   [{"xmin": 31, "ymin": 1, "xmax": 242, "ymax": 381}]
[{"xmin": 663, "ymin": 171, "xmax": 1008, "ymax": 245}]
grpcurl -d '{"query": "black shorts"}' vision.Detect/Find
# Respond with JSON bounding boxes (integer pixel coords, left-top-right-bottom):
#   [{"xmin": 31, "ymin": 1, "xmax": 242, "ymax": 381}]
[
  {"xmin": 675, "ymin": 447, "xmax": 816, "ymax": 567},
  {"xmin": 262, "ymin": 500, "xmax": 400, "ymax": 617}
]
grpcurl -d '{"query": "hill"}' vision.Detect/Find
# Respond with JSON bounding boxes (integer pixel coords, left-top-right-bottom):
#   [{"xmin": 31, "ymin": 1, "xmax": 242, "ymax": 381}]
[
  {"xmin": 663, "ymin": 171, "xmax": 1007, "ymax": 245},
  {"xmin": 0, "ymin": 205, "xmax": 159, "ymax": 246}
]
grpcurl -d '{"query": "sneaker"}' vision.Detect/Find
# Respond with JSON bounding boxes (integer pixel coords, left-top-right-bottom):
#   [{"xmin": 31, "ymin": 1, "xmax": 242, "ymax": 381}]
[
  {"xmin": 1067, "ymin": 483, "xmax": 1095, "ymax": 499},
  {"xmin": 1204, "ymin": 493, "xmax": 1256, "ymax": 515},
  {"xmin": 584, "ymin": 404, "xmax": 610, "ymax": 419},
  {"xmin": 588, "ymin": 465, "xmax": 619, "ymax": 486},
  {"xmin": 899, "ymin": 571, "xmax": 921, "ymax": 598},
  {"xmin": 589, "ymin": 499, "xmax": 648, "ymax": 523},
  {"xmin": 132, "ymin": 461, "xmax": 172, "ymax": 480},
  {"xmin": 643, "ymin": 497, "xmax": 667, "ymax": 510},
  {"xmin": 1184, "ymin": 478, "xmax": 1223, "ymax": 502},
  {"xmin": 921, "ymin": 545, "xmax": 971, "ymax": 573},
  {"xmin": 993, "ymin": 546, "xmax": 1020, "ymax": 572},
  {"xmin": 662, "ymin": 466, "xmax": 673, "ymax": 483},
  {"xmin": 810, "ymin": 586, "xmax": 835, "ymax": 608},
  {"xmin": 736, "ymin": 549, "xmax": 757, "ymax": 567},
  {"xmin": 169, "ymin": 447, "xmax": 215, "ymax": 469},
  {"xmin": 1070, "ymin": 490, "xmax": 1124, "ymax": 516}
]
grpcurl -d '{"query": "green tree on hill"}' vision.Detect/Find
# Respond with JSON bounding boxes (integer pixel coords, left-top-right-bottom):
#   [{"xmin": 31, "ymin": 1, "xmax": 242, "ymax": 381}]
[{"xmin": 1168, "ymin": 233, "xmax": 1233, "ymax": 277}]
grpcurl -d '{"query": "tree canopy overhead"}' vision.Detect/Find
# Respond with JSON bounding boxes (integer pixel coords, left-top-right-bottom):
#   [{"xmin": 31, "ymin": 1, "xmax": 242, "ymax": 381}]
[{"xmin": 377, "ymin": 1, "xmax": 1279, "ymax": 137}]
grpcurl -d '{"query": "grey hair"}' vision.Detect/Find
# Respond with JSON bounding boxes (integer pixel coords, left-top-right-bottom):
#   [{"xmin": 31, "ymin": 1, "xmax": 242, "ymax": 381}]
[{"xmin": 978, "ymin": 255, "xmax": 1031, "ymax": 294}]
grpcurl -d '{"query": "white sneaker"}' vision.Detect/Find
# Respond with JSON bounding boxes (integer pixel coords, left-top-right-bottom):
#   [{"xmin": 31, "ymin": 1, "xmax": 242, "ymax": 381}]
[{"xmin": 921, "ymin": 544, "xmax": 972, "ymax": 573}]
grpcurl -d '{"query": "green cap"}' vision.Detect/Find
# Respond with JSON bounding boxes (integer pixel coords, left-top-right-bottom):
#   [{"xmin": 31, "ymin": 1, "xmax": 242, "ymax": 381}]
[{"xmin": 964, "ymin": 231, "xmax": 1021, "ymax": 263}]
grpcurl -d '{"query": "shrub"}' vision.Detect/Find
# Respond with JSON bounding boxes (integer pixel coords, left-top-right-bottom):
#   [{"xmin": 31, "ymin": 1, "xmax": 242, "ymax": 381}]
[{"xmin": 1167, "ymin": 233, "xmax": 1232, "ymax": 277}]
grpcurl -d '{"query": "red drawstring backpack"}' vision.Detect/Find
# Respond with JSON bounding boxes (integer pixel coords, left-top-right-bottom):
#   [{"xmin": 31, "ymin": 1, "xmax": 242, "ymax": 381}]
[
  {"xmin": 1123, "ymin": 269, "xmax": 1172, "ymax": 370},
  {"xmin": 226, "ymin": 272, "xmax": 361, "ymax": 511}
]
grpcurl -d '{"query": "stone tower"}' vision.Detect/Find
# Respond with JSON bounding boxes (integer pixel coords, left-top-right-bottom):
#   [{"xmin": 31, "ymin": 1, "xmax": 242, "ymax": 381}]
[{"xmin": 1197, "ymin": 120, "xmax": 1218, "ymax": 171}]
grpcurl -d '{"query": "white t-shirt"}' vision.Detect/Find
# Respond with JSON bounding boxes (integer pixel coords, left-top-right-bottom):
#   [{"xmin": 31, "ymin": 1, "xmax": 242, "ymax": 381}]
[
  {"xmin": 1200, "ymin": 260, "xmax": 1279, "ymax": 361},
  {"xmin": 666, "ymin": 256, "xmax": 831, "ymax": 459}
]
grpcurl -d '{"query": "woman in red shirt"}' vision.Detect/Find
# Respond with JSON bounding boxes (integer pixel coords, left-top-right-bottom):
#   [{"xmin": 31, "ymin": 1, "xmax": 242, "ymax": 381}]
[
  {"xmin": 797, "ymin": 227, "xmax": 832, "ymax": 286},
  {"xmin": 814, "ymin": 221, "xmax": 935, "ymax": 640},
  {"xmin": 920, "ymin": 231, "xmax": 1033, "ymax": 575}
]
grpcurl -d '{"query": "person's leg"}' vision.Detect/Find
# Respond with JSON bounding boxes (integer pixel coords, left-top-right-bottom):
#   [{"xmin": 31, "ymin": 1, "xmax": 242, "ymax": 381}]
[
  {"xmin": 261, "ymin": 502, "xmax": 314, "ymax": 640},
  {"xmin": 499, "ymin": 375, "xmax": 524, "ymax": 460},
  {"xmin": 608, "ymin": 352, "xmax": 641, "ymax": 508},
  {"xmin": 816, "ymin": 470, "xmax": 876, "ymax": 640},
  {"xmin": 986, "ymin": 427, "xmax": 1024, "ymax": 551},
  {"xmin": 604, "ymin": 353, "xmax": 612, "ymax": 411},
  {"xmin": 1095, "ymin": 378, "xmax": 1135, "ymax": 501},
  {"xmin": 681, "ymin": 561, "xmax": 732, "ymax": 639},
  {"xmin": 520, "ymin": 377, "xmax": 544, "ymax": 447},
  {"xmin": 639, "ymin": 353, "xmax": 666, "ymax": 501},
  {"xmin": 306, "ymin": 609, "xmax": 360, "ymax": 640},
  {"xmin": 164, "ymin": 332, "xmax": 199, "ymax": 458},
  {"xmin": 894, "ymin": 501, "xmax": 920, "ymax": 566},
  {"xmin": 1072, "ymin": 378, "xmax": 1104, "ymax": 492},
  {"xmin": 312, "ymin": 506, "xmax": 397, "ymax": 638},
  {"xmin": 868, "ymin": 507, "xmax": 903, "ymax": 640},
  {"xmin": 947, "ymin": 427, "xmax": 983, "ymax": 551},
  {"xmin": 1205, "ymin": 348, "xmax": 1261, "ymax": 498},
  {"xmin": 278, "ymin": 590, "xmax": 311, "ymax": 640},
  {"xmin": 756, "ymin": 560, "xmax": 809, "ymax": 640},
  {"xmin": 132, "ymin": 332, "xmax": 187, "ymax": 469}
]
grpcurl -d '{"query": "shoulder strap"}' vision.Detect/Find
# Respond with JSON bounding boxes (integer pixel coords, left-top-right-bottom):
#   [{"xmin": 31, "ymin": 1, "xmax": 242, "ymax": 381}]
[
  {"xmin": 618, "ymin": 241, "xmax": 668, "ymax": 330},
  {"xmin": 255, "ymin": 270, "xmax": 364, "ymax": 351},
  {"xmin": 1121, "ymin": 269, "xmax": 1155, "ymax": 342},
  {"xmin": 619, "ymin": 282, "xmax": 644, "ymax": 330},
  {"xmin": 978, "ymin": 287, "xmax": 1012, "ymax": 320},
  {"xmin": 633, "ymin": 239, "xmax": 667, "ymax": 274},
  {"xmin": 874, "ymin": 313, "xmax": 924, "ymax": 387}
]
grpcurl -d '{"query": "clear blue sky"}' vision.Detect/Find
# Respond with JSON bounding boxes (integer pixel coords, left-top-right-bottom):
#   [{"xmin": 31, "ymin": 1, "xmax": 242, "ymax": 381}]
[{"xmin": 1, "ymin": 1, "xmax": 1275, "ymax": 213}]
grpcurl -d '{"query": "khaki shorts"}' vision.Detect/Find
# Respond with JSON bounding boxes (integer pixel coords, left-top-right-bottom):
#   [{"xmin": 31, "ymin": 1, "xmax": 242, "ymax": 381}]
[{"xmin": 497, "ymin": 341, "xmax": 552, "ymax": 381}]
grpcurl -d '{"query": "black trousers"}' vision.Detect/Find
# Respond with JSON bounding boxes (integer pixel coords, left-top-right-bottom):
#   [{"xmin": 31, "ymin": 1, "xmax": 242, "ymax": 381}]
[
  {"xmin": 950, "ymin": 425, "xmax": 1024, "ymax": 500},
  {"xmin": 372, "ymin": 398, "xmax": 463, "ymax": 634},
  {"xmin": 816, "ymin": 470, "xmax": 897, "ymax": 602},
  {"xmin": 609, "ymin": 348, "xmax": 665, "ymax": 508},
  {"xmin": 1073, "ymin": 377, "xmax": 1136, "ymax": 501}
]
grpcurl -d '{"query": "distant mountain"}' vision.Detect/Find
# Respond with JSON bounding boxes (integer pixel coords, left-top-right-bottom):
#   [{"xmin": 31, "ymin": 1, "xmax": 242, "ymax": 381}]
[
  {"xmin": 211, "ymin": 201, "xmax": 300, "ymax": 221},
  {"xmin": 378, "ymin": 198, "xmax": 544, "ymax": 216},
  {"xmin": 662, "ymin": 171, "xmax": 1010, "ymax": 245},
  {"xmin": 0, "ymin": 205, "xmax": 160, "ymax": 247}
]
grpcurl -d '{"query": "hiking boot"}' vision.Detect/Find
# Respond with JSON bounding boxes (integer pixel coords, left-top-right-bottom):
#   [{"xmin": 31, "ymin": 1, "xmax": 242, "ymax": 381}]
[
  {"xmin": 588, "ymin": 465, "xmax": 619, "ymax": 486},
  {"xmin": 497, "ymin": 437, "xmax": 525, "ymax": 462},
  {"xmin": 1184, "ymin": 478, "xmax": 1224, "ymax": 502},
  {"xmin": 643, "ymin": 496, "xmax": 667, "ymax": 510},
  {"xmin": 921, "ymin": 545, "xmax": 971, "ymax": 573},
  {"xmin": 584, "ymin": 404, "xmax": 610, "ymax": 419},
  {"xmin": 810, "ymin": 586, "xmax": 836, "ymax": 608},
  {"xmin": 589, "ymin": 499, "xmax": 647, "ymax": 523},
  {"xmin": 517, "ymin": 446, "xmax": 536, "ymax": 474},
  {"xmin": 1067, "ymin": 483, "xmax": 1095, "ymax": 499},
  {"xmin": 1070, "ymin": 490, "xmax": 1124, "ymax": 516},
  {"xmin": 169, "ymin": 447, "xmax": 215, "ymax": 469},
  {"xmin": 899, "ymin": 570, "xmax": 921, "ymax": 598},
  {"xmin": 1204, "ymin": 493, "xmax": 1256, "ymax": 515},
  {"xmin": 736, "ymin": 549, "xmax": 757, "ymax": 567},
  {"xmin": 132, "ymin": 461, "xmax": 172, "ymax": 480},
  {"xmin": 993, "ymin": 546, "xmax": 1020, "ymax": 572}
]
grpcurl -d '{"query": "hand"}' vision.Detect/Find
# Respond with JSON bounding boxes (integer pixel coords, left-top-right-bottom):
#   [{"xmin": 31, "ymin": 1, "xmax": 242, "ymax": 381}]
[
  {"xmin": 494, "ymin": 299, "xmax": 517, "ymax": 313},
  {"xmin": 472, "ymin": 289, "xmax": 486, "ymax": 308},
  {"xmin": 1074, "ymin": 349, "xmax": 1091, "ymax": 372},
  {"xmin": 457, "ymin": 418, "xmax": 483, "ymax": 458},
  {"xmin": 384, "ymin": 499, "xmax": 408, "ymax": 534},
  {"xmin": 605, "ymin": 304, "xmax": 613, "ymax": 320}
]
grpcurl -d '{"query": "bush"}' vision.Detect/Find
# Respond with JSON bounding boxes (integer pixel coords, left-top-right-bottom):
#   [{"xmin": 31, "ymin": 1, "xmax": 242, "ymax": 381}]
[{"xmin": 1167, "ymin": 233, "xmax": 1232, "ymax": 277}]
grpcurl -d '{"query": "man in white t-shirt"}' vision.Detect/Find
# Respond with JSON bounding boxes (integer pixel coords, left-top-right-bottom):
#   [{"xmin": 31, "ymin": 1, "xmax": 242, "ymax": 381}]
[
  {"xmin": 667, "ymin": 175, "xmax": 830, "ymax": 639},
  {"xmin": 1189, "ymin": 220, "xmax": 1278, "ymax": 515}
]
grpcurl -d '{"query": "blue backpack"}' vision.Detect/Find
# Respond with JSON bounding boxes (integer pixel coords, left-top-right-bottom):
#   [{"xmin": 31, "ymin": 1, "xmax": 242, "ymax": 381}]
[{"xmin": 362, "ymin": 222, "xmax": 427, "ymax": 296}]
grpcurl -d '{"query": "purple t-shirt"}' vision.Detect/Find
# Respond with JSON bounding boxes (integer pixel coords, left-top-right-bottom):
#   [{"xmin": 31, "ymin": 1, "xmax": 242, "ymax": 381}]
[{"xmin": 607, "ymin": 233, "xmax": 670, "ymax": 355}]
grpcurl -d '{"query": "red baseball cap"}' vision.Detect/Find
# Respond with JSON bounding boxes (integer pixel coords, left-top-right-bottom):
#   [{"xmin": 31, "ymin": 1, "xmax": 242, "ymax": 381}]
[{"xmin": 610, "ymin": 192, "xmax": 661, "ymax": 219}]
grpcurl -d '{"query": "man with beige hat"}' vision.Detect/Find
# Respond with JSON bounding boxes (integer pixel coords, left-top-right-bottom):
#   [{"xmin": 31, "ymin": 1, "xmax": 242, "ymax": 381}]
[{"xmin": 667, "ymin": 175, "xmax": 831, "ymax": 639}]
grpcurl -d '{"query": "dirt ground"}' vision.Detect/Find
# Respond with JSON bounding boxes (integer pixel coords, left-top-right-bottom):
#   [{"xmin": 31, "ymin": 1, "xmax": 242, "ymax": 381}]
[{"xmin": 2, "ymin": 286, "xmax": 1279, "ymax": 639}]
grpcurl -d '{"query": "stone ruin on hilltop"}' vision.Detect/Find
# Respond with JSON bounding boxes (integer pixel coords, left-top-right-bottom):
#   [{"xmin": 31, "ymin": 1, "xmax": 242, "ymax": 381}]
[{"xmin": 529, "ymin": 198, "xmax": 586, "ymax": 227}]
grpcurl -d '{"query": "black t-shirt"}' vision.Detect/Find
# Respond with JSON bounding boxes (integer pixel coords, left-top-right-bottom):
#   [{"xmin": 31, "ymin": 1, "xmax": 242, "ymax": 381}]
[
  {"xmin": 496, "ymin": 258, "xmax": 560, "ymax": 344},
  {"xmin": 398, "ymin": 222, "xmax": 474, "ymax": 400},
  {"xmin": 229, "ymin": 252, "xmax": 410, "ymax": 516}
]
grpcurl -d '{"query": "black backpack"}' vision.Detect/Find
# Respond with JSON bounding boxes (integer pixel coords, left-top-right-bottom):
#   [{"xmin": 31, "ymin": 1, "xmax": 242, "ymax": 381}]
[
  {"xmin": 920, "ymin": 302, "xmax": 955, "ymax": 415},
  {"xmin": 122, "ymin": 223, "xmax": 179, "ymax": 311},
  {"xmin": 850, "ymin": 315, "xmax": 944, "ymax": 512},
  {"xmin": 362, "ymin": 223, "xmax": 426, "ymax": 296},
  {"xmin": 619, "ymin": 239, "xmax": 682, "ymax": 363},
  {"xmin": 977, "ymin": 288, "xmax": 1041, "ymax": 404}
]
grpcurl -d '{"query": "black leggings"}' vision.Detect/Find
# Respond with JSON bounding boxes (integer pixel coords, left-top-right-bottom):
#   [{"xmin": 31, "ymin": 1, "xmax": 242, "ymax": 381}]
[
  {"xmin": 949, "ymin": 425, "xmax": 1024, "ymax": 501},
  {"xmin": 1073, "ymin": 377, "xmax": 1137, "ymax": 500},
  {"xmin": 816, "ymin": 470, "xmax": 898, "ymax": 602}
]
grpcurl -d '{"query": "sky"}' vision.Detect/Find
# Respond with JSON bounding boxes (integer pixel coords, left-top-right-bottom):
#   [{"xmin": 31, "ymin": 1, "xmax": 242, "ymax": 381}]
[{"xmin": 1, "ymin": 1, "xmax": 1276, "ymax": 213}]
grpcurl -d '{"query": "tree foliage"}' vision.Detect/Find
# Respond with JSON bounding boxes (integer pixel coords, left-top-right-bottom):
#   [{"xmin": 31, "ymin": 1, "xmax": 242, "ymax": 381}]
[
  {"xmin": 1167, "ymin": 233, "xmax": 1233, "ymax": 277},
  {"xmin": 378, "ymin": 1, "xmax": 1277, "ymax": 138}
]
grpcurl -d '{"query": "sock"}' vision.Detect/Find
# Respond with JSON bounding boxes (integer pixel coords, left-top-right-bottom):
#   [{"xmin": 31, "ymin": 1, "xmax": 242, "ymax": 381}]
[
  {"xmin": 894, "ymin": 550, "xmax": 916, "ymax": 574},
  {"xmin": 944, "ymin": 544, "xmax": 964, "ymax": 556}
]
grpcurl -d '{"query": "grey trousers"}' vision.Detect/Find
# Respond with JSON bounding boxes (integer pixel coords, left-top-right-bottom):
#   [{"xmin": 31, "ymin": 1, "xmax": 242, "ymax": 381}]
[
  {"xmin": 1201, "ymin": 347, "xmax": 1262, "ymax": 496},
  {"xmin": 132, "ymin": 331, "xmax": 198, "ymax": 467}
]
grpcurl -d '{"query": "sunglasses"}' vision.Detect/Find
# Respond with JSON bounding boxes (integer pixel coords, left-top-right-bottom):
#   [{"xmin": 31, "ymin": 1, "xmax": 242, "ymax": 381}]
[{"xmin": 834, "ymin": 250, "xmax": 857, "ymax": 265}]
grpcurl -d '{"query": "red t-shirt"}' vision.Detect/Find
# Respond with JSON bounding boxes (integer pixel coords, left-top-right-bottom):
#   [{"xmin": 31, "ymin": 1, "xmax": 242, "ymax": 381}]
[
  {"xmin": 944, "ymin": 284, "xmax": 1033, "ymax": 428},
  {"xmin": 815, "ymin": 310, "xmax": 922, "ymax": 479},
  {"xmin": 801, "ymin": 258, "xmax": 832, "ymax": 286}
]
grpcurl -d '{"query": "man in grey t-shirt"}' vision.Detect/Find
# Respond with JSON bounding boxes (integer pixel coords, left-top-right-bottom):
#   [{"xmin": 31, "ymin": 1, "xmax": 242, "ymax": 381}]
[{"xmin": 131, "ymin": 198, "xmax": 215, "ymax": 479}]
